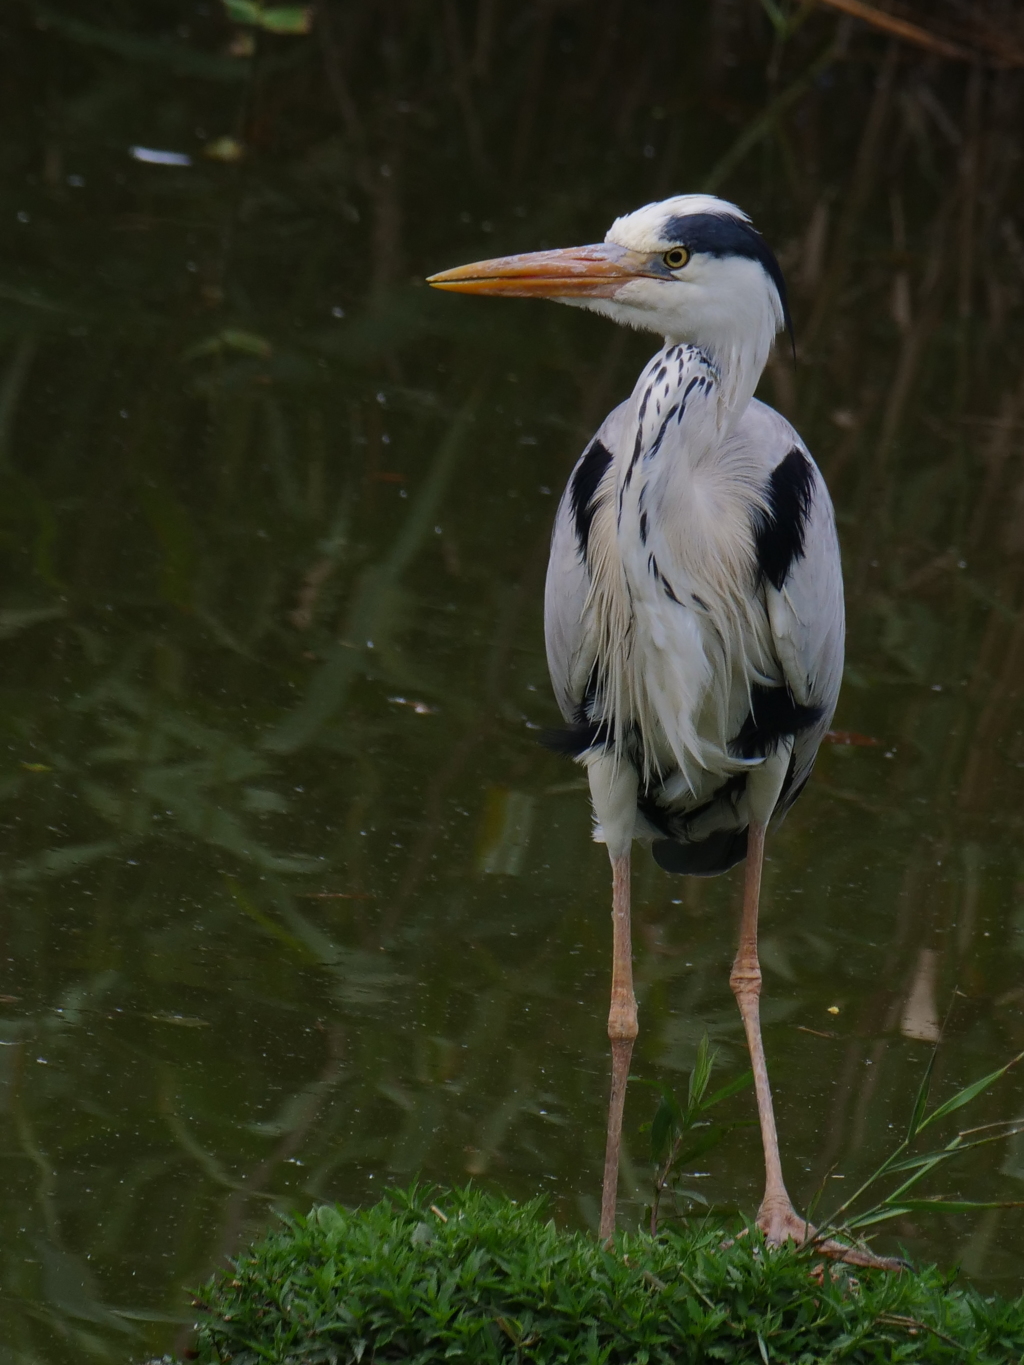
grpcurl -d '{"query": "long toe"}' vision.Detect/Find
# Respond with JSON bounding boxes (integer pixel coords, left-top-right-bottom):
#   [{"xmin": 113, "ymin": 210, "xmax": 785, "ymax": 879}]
[{"xmin": 810, "ymin": 1238, "xmax": 908, "ymax": 1272}]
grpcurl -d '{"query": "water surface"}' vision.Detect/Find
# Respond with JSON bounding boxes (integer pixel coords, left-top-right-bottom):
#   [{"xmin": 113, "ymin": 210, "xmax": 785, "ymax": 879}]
[{"xmin": 2, "ymin": 3, "xmax": 1024, "ymax": 1358}]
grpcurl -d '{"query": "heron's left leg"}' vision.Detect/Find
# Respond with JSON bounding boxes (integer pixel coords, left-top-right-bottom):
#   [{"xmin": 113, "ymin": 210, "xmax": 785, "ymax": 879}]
[
  {"xmin": 731, "ymin": 747, "xmax": 905, "ymax": 1269},
  {"xmin": 729, "ymin": 815, "xmax": 807, "ymax": 1245},
  {"xmin": 728, "ymin": 740, "xmax": 810, "ymax": 1243}
]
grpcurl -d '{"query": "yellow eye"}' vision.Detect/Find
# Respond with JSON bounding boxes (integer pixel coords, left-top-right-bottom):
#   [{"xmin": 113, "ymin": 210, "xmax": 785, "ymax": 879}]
[{"xmin": 663, "ymin": 247, "xmax": 690, "ymax": 270}]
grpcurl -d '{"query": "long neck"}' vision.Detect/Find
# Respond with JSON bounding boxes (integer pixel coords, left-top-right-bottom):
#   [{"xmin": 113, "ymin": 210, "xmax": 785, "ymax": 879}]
[
  {"xmin": 664, "ymin": 285, "xmax": 780, "ymax": 427},
  {"xmin": 661, "ymin": 330, "xmax": 770, "ymax": 430}
]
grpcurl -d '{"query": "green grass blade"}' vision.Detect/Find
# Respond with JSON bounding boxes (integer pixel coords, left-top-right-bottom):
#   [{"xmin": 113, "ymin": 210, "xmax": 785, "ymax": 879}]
[
  {"xmin": 686, "ymin": 1034, "xmax": 715, "ymax": 1117},
  {"xmin": 893, "ymin": 1199, "xmax": 1024, "ymax": 1214},
  {"xmin": 845, "ymin": 1194, "xmax": 1024, "ymax": 1232},
  {"xmin": 650, "ymin": 1092, "xmax": 678, "ymax": 1164},
  {"xmin": 906, "ymin": 1048, "xmax": 937, "ymax": 1142},
  {"xmin": 917, "ymin": 1051, "xmax": 1024, "ymax": 1134},
  {"xmin": 843, "ymin": 1206, "xmax": 915, "ymax": 1230},
  {"xmin": 884, "ymin": 1153, "xmax": 952, "ymax": 1175},
  {"xmin": 673, "ymin": 1123, "xmax": 735, "ymax": 1169},
  {"xmin": 886, "ymin": 1128, "xmax": 1024, "ymax": 1174},
  {"xmin": 885, "ymin": 1153, "xmax": 962, "ymax": 1204},
  {"xmin": 817, "ymin": 1139, "xmax": 910, "ymax": 1228},
  {"xmin": 700, "ymin": 1069, "xmax": 753, "ymax": 1111}
]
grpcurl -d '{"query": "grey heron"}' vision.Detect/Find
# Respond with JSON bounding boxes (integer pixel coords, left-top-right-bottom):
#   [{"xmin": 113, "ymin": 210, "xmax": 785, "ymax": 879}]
[{"xmin": 429, "ymin": 195, "xmax": 891, "ymax": 1265}]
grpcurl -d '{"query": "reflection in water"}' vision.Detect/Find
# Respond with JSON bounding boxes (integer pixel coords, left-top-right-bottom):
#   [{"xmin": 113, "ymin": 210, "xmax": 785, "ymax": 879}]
[
  {"xmin": 1, "ymin": 1, "xmax": 1024, "ymax": 1358},
  {"xmin": 901, "ymin": 947, "xmax": 942, "ymax": 1044}
]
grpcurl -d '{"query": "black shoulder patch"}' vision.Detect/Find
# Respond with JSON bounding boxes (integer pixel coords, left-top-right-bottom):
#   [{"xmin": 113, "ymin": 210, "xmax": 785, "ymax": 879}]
[
  {"xmin": 753, "ymin": 448, "xmax": 815, "ymax": 590},
  {"xmin": 569, "ymin": 439, "xmax": 613, "ymax": 557},
  {"xmin": 730, "ymin": 683, "xmax": 823, "ymax": 760},
  {"xmin": 660, "ymin": 211, "xmax": 793, "ymax": 342}
]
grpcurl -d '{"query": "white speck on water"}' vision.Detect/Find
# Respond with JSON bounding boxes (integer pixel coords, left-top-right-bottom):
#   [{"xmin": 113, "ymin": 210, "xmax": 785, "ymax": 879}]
[{"xmin": 130, "ymin": 146, "xmax": 192, "ymax": 166}]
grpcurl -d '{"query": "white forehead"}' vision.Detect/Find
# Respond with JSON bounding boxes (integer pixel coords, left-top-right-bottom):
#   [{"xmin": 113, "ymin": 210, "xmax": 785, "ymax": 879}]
[{"xmin": 605, "ymin": 194, "xmax": 750, "ymax": 253}]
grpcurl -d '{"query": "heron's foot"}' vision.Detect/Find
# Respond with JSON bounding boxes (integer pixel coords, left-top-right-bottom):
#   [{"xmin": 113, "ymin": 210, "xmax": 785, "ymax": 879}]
[
  {"xmin": 756, "ymin": 1193, "xmax": 814, "ymax": 1248},
  {"xmin": 756, "ymin": 1195, "xmax": 906, "ymax": 1272}
]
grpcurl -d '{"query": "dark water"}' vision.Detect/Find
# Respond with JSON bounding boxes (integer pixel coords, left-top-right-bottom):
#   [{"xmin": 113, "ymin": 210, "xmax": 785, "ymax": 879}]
[{"xmin": 3, "ymin": 2, "xmax": 1024, "ymax": 1358}]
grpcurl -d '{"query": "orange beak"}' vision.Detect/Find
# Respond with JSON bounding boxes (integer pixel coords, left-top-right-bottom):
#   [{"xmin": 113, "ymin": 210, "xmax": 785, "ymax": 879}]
[{"xmin": 426, "ymin": 243, "xmax": 645, "ymax": 298}]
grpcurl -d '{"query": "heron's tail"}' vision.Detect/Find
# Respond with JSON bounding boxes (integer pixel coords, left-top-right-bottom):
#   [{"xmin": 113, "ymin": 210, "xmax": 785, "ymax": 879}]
[{"xmin": 651, "ymin": 827, "xmax": 748, "ymax": 877}]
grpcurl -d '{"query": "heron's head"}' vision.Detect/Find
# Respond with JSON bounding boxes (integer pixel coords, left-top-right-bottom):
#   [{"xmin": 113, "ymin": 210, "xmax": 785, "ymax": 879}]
[{"xmin": 428, "ymin": 194, "xmax": 791, "ymax": 413}]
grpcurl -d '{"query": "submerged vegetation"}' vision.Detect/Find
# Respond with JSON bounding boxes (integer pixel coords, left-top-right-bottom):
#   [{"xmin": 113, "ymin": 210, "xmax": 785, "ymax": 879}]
[
  {"xmin": 1, "ymin": 0, "xmax": 1024, "ymax": 1359},
  {"xmin": 192, "ymin": 1185, "xmax": 1024, "ymax": 1364}
]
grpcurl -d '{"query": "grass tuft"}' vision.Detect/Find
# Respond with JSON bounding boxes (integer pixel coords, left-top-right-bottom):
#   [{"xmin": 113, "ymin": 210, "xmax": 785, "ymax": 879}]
[{"xmin": 191, "ymin": 1185, "xmax": 1024, "ymax": 1363}]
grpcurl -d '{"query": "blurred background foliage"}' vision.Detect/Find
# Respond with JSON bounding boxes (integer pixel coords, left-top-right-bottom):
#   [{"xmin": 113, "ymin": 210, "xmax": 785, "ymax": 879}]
[{"xmin": 1, "ymin": 0, "xmax": 1024, "ymax": 1358}]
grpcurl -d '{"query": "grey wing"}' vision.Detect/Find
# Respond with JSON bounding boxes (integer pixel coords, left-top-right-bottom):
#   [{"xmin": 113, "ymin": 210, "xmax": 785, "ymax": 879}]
[
  {"xmin": 652, "ymin": 437, "xmax": 843, "ymax": 869},
  {"xmin": 767, "ymin": 447, "xmax": 845, "ymax": 817},
  {"xmin": 543, "ymin": 407, "xmax": 625, "ymax": 728},
  {"xmin": 544, "ymin": 483, "xmax": 594, "ymax": 724}
]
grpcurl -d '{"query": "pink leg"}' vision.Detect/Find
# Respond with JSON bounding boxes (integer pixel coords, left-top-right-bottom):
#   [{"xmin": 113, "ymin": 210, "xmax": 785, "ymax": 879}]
[
  {"xmin": 599, "ymin": 853, "xmax": 637, "ymax": 1241},
  {"xmin": 731, "ymin": 822, "xmax": 904, "ymax": 1269},
  {"xmin": 729, "ymin": 821, "xmax": 805, "ymax": 1242}
]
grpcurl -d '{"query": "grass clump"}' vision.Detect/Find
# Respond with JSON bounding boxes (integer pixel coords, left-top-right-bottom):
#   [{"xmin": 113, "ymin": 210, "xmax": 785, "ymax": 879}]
[{"xmin": 192, "ymin": 1185, "xmax": 1024, "ymax": 1363}]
